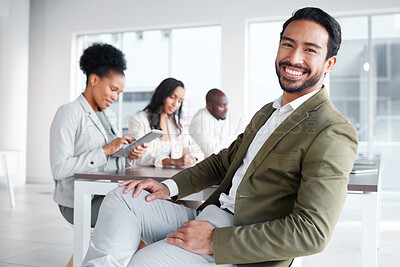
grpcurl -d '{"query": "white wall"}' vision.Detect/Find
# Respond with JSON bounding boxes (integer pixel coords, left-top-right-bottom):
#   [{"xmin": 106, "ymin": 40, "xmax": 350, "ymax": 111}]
[
  {"xmin": 0, "ymin": 0, "xmax": 30, "ymax": 186},
  {"xmin": 0, "ymin": 0, "xmax": 9, "ymax": 18},
  {"xmin": 28, "ymin": 0, "xmax": 400, "ymax": 182}
]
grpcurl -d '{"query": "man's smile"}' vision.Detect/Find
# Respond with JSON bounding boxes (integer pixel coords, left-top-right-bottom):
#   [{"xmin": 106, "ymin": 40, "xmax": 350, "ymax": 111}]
[
  {"xmin": 284, "ymin": 66, "xmax": 304, "ymax": 77},
  {"xmin": 279, "ymin": 62, "xmax": 311, "ymax": 81}
]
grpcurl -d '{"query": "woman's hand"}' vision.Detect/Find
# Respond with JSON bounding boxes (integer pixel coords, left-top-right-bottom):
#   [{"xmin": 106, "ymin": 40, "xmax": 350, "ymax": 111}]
[
  {"xmin": 118, "ymin": 178, "xmax": 170, "ymax": 201},
  {"xmin": 163, "ymin": 154, "xmax": 197, "ymax": 167},
  {"xmin": 103, "ymin": 135, "xmax": 134, "ymax": 156},
  {"xmin": 128, "ymin": 143, "xmax": 148, "ymax": 161}
]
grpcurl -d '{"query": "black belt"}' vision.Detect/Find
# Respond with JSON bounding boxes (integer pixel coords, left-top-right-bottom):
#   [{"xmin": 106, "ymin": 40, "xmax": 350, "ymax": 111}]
[{"xmin": 223, "ymin": 208, "xmax": 234, "ymax": 215}]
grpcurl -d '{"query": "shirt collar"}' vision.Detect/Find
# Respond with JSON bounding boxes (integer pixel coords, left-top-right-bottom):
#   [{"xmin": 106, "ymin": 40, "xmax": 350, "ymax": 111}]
[{"xmin": 272, "ymin": 88, "xmax": 321, "ymax": 112}]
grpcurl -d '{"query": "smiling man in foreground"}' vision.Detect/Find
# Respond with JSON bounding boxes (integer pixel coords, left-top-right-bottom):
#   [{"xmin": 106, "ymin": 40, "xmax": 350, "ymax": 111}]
[{"xmin": 83, "ymin": 7, "xmax": 358, "ymax": 267}]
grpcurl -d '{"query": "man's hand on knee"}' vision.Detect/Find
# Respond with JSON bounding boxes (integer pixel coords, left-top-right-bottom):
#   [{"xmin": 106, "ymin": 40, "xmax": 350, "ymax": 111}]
[
  {"xmin": 165, "ymin": 220, "xmax": 215, "ymax": 255},
  {"xmin": 118, "ymin": 178, "xmax": 170, "ymax": 201}
]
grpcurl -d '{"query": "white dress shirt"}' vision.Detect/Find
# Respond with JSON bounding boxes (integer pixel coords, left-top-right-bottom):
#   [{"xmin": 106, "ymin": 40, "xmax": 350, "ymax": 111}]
[
  {"xmin": 189, "ymin": 108, "xmax": 238, "ymax": 157},
  {"xmin": 163, "ymin": 90, "xmax": 320, "ymax": 211}
]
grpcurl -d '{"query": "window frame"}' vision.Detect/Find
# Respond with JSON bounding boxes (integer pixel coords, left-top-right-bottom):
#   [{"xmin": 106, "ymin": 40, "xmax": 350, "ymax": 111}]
[{"xmin": 70, "ymin": 23, "xmax": 221, "ymax": 133}]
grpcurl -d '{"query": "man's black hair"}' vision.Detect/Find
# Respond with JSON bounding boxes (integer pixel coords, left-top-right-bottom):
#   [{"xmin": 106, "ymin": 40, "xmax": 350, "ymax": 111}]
[
  {"xmin": 280, "ymin": 7, "xmax": 342, "ymax": 59},
  {"xmin": 205, "ymin": 88, "xmax": 225, "ymax": 103}
]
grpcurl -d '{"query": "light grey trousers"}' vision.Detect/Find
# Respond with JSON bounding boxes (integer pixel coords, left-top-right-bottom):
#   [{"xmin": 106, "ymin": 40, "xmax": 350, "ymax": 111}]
[{"xmin": 82, "ymin": 187, "xmax": 236, "ymax": 267}]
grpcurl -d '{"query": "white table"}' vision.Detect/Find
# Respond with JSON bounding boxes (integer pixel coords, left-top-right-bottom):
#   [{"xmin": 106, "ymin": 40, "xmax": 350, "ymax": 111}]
[{"xmin": 74, "ymin": 163, "xmax": 380, "ymax": 267}]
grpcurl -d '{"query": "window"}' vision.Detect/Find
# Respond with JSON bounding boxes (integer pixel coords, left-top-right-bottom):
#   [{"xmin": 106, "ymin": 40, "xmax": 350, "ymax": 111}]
[
  {"xmin": 248, "ymin": 21, "xmax": 283, "ymax": 117},
  {"xmin": 371, "ymin": 14, "xmax": 400, "ymax": 143},
  {"xmin": 248, "ymin": 13, "xmax": 400, "ymax": 190},
  {"xmin": 171, "ymin": 26, "xmax": 221, "ymax": 125},
  {"xmin": 74, "ymin": 25, "xmax": 221, "ymax": 134},
  {"xmin": 330, "ymin": 16, "xmax": 369, "ymax": 147}
]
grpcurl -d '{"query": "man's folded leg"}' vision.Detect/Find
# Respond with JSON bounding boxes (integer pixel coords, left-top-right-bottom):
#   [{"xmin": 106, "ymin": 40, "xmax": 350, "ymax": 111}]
[
  {"xmin": 127, "ymin": 204, "xmax": 236, "ymax": 267},
  {"xmin": 82, "ymin": 187, "xmax": 197, "ymax": 267},
  {"xmin": 128, "ymin": 239, "xmax": 236, "ymax": 267}
]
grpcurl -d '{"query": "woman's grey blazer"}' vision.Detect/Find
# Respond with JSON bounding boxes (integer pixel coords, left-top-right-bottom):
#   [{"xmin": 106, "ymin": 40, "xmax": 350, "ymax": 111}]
[{"xmin": 50, "ymin": 94, "xmax": 130, "ymax": 208}]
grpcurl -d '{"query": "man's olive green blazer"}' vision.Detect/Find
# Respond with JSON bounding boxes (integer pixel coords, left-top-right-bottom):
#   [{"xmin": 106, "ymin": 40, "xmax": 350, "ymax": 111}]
[{"xmin": 171, "ymin": 88, "xmax": 358, "ymax": 267}]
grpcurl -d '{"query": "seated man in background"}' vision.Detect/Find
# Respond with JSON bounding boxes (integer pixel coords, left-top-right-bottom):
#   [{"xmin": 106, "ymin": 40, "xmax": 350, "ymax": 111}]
[{"xmin": 189, "ymin": 89, "xmax": 238, "ymax": 157}]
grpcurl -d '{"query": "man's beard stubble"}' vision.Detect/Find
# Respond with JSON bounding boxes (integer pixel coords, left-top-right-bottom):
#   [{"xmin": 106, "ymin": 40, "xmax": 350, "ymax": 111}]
[{"xmin": 275, "ymin": 61, "xmax": 324, "ymax": 94}]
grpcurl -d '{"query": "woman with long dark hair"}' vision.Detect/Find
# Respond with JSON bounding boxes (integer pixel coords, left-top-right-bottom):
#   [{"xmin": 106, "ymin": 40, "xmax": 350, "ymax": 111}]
[
  {"xmin": 129, "ymin": 78, "xmax": 204, "ymax": 167},
  {"xmin": 50, "ymin": 43, "xmax": 146, "ymax": 227}
]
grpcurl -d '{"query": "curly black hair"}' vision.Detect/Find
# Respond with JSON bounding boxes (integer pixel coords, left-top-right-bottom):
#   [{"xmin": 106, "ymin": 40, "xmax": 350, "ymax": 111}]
[{"xmin": 79, "ymin": 43, "xmax": 127, "ymax": 84}]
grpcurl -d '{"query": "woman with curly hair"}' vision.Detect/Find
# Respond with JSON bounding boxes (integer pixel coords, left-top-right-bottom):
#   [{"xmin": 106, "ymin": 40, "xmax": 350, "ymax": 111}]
[
  {"xmin": 129, "ymin": 78, "xmax": 204, "ymax": 167},
  {"xmin": 50, "ymin": 43, "xmax": 146, "ymax": 227}
]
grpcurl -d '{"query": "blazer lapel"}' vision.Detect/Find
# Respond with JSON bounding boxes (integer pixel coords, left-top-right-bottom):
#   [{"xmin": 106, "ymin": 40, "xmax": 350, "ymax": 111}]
[
  {"xmin": 199, "ymin": 103, "xmax": 276, "ymax": 207},
  {"xmin": 215, "ymin": 103, "xmax": 276, "ymax": 193},
  {"xmin": 240, "ymin": 88, "xmax": 329, "ymax": 183},
  {"xmin": 231, "ymin": 103, "xmax": 275, "ymax": 170},
  {"xmin": 78, "ymin": 94, "xmax": 108, "ymax": 143}
]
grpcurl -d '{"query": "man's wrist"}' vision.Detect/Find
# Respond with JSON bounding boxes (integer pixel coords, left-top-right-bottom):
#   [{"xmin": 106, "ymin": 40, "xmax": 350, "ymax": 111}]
[
  {"xmin": 162, "ymin": 183, "xmax": 170, "ymax": 197},
  {"xmin": 161, "ymin": 179, "xmax": 179, "ymax": 197}
]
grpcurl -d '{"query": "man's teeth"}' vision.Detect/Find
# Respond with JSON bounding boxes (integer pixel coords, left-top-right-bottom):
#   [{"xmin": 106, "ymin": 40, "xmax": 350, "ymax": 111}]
[{"xmin": 285, "ymin": 68, "xmax": 303, "ymax": 76}]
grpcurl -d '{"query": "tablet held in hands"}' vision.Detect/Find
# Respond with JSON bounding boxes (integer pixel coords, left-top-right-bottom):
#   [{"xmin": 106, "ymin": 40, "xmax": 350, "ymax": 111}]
[{"xmin": 112, "ymin": 129, "xmax": 164, "ymax": 157}]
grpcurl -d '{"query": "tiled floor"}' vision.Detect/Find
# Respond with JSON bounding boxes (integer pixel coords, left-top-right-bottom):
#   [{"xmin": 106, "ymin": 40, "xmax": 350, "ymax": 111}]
[
  {"xmin": 0, "ymin": 183, "xmax": 399, "ymax": 267},
  {"xmin": 0, "ymin": 184, "xmax": 73, "ymax": 267}
]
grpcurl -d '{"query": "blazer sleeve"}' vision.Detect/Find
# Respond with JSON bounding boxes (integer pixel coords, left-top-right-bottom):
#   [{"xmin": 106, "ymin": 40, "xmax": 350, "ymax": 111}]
[
  {"xmin": 171, "ymin": 130, "xmax": 244, "ymax": 198},
  {"xmin": 212, "ymin": 123, "xmax": 358, "ymax": 264},
  {"xmin": 171, "ymin": 106, "xmax": 263, "ymax": 199},
  {"xmin": 50, "ymin": 105, "xmax": 108, "ymax": 181}
]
